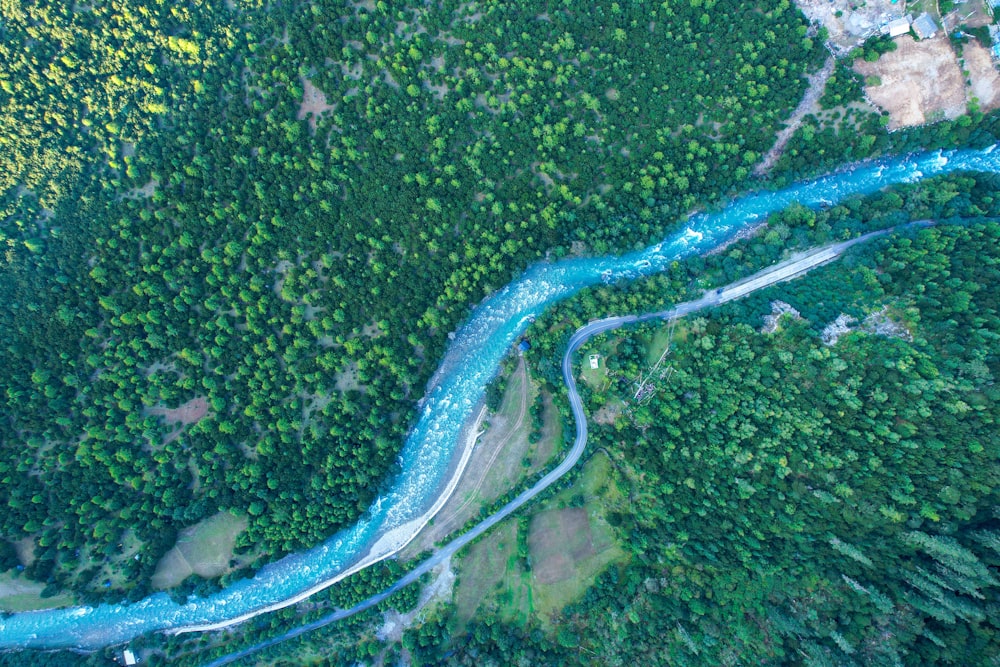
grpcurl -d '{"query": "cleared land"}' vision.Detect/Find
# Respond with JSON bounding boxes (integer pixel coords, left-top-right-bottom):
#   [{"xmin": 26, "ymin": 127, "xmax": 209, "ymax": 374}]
[
  {"xmin": 402, "ymin": 358, "xmax": 559, "ymax": 556},
  {"xmin": 152, "ymin": 512, "xmax": 249, "ymax": 589},
  {"xmin": 528, "ymin": 454, "xmax": 626, "ymax": 617},
  {"xmin": 964, "ymin": 41, "xmax": 1000, "ymax": 113},
  {"xmin": 451, "ymin": 453, "xmax": 626, "ymax": 626},
  {"xmin": 145, "ymin": 396, "xmax": 210, "ymax": 445},
  {"xmin": 297, "ymin": 76, "xmax": 336, "ymax": 132},
  {"xmin": 0, "ymin": 572, "xmax": 76, "ymax": 612},
  {"xmin": 854, "ymin": 36, "xmax": 967, "ymax": 129}
]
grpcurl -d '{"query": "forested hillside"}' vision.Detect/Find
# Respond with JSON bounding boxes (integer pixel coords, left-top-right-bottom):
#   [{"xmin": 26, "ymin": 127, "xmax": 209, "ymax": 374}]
[
  {"xmin": 582, "ymin": 223, "xmax": 1000, "ymax": 664},
  {"xmin": 395, "ymin": 219, "xmax": 1000, "ymax": 666},
  {"xmin": 0, "ymin": 0, "xmax": 825, "ymax": 599},
  {"xmin": 0, "ymin": 0, "xmax": 239, "ymax": 225}
]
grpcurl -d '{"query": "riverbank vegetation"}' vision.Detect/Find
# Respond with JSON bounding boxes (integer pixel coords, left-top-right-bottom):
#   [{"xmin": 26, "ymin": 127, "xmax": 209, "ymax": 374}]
[
  {"xmin": 4, "ymin": 0, "xmax": 1000, "ymax": 661},
  {"xmin": 0, "ymin": 0, "xmax": 829, "ymax": 602},
  {"xmin": 380, "ymin": 216, "xmax": 1000, "ymax": 664},
  {"xmin": 105, "ymin": 175, "xmax": 1000, "ymax": 666}
]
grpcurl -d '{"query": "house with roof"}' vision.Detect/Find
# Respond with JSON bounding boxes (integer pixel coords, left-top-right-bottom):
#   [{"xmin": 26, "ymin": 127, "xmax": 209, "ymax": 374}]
[
  {"xmin": 912, "ymin": 12, "xmax": 938, "ymax": 39},
  {"xmin": 886, "ymin": 15, "xmax": 911, "ymax": 38}
]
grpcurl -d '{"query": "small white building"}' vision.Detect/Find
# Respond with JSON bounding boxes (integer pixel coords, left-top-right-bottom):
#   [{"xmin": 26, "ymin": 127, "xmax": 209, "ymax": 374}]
[
  {"xmin": 589, "ymin": 354, "xmax": 600, "ymax": 370},
  {"xmin": 122, "ymin": 649, "xmax": 137, "ymax": 666},
  {"xmin": 886, "ymin": 16, "xmax": 911, "ymax": 38}
]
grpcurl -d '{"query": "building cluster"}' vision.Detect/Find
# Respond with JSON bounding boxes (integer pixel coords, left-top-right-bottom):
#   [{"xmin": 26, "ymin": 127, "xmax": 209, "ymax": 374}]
[{"xmin": 882, "ymin": 12, "xmax": 939, "ymax": 39}]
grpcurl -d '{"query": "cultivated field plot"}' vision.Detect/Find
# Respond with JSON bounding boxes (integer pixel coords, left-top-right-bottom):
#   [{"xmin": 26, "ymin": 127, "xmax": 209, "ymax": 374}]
[
  {"xmin": 451, "ymin": 454, "xmax": 627, "ymax": 626},
  {"xmin": 854, "ymin": 35, "xmax": 967, "ymax": 128},
  {"xmin": 151, "ymin": 512, "xmax": 248, "ymax": 589},
  {"xmin": 452, "ymin": 522, "xmax": 529, "ymax": 625},
  {"xmin": 528, "ymin": 454, "xmax": 627, "ymax": 617},
  {"xmin": 529, "ymin": 508, "xmax": 594, "ymax": 585}
]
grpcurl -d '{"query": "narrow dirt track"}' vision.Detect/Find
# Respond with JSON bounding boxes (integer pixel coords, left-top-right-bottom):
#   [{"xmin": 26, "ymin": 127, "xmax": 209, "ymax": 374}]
[
  {"xmin": 754, "ymin": 55, "xmax": 836, "ymax": 177},
  {"xmin": 431, "ymin": 358, "xmax": 530, "ymax": 531}
]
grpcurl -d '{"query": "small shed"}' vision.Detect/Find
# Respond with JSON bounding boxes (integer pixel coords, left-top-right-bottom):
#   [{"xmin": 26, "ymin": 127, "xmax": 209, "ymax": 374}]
[
  {"xmin": 912, "ymin": 12, "xmax": 938, "ymax": 39},
  {"xmin": 122, "ymin": 649, "xmax": 137, "ymax": 666},
  {"xmin": 589, "ymin": 354, "xmax": 600, "ymax": 370},
  {"xmin": 517, "ymin": 339, "xmax": 531, "ymax": 353},
  {"xmin": 886, "ymin": 16, "xmax": 911, "ymax": 38}
]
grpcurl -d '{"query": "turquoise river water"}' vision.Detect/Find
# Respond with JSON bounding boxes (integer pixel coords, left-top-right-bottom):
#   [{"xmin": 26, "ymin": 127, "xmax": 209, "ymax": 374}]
[{"xmin": 3, "ymin": 147, "xmax": 1000, "ymax": 649}]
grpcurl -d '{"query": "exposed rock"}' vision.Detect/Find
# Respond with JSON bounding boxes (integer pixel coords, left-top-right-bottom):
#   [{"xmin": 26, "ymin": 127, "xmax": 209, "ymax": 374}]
[
  {"xmin": 821, "ymin": 313, "xmax": 858, "ymax": 346},
  {"xmin": 862, "ymin": 306, "xmax": 913, "ymax": 342},
  {"xmin": 761, "ymin": 300, "xmax": 802, "ymax": 334}
]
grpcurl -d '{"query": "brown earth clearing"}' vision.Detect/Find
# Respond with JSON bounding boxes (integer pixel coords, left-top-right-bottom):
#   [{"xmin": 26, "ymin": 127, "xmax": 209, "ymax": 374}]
[
  {"xmin": 297, "ymin": 77, "xmax": 336, "ymax": 132},
  {"xmin": 145, "ymin": 395, "xmax": 210, "ymax": 445},
  {"xmin": 963, "ymin": 40, "xmax": 1000, "ymax": 113},
  {"xmin": 146, "ymin": 396, "xmax": 209, "ymax": 427},
  {"xmin": 854, "ymin": 35, "xmax": 967, "ymax": 128}
]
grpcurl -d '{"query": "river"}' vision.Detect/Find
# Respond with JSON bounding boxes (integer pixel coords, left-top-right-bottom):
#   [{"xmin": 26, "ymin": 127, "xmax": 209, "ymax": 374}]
[{"xmin": 2, "ymin": 147, "xmax": 999, "ymax": 650}]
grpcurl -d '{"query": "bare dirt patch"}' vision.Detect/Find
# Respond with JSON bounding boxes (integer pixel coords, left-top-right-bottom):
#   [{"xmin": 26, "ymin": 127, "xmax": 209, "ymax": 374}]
[
  {"xmin": 297, "ymin": 77, "xmax": 336, "ymax": 132},
  {"xmin": 963, "ymin": 41, "xmax": 1000, "ymax": 112},
  {"xmin": 592, "ymin": 397, "xmax": 622, "ymax": 426},
  {"xmin": 854, "ymin": 35, "xmax": 967, "ymax": 129},
  {"xmin": 147, "ymin": 396, "xmax": 209, "ymax": 426},
  {"xmin": 145, "ymin": 396, "xmax": 209, "ymax": 444}
]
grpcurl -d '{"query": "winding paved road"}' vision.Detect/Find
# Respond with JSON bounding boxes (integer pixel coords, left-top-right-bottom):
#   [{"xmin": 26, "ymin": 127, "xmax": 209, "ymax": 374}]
[{"xmin": 203, "ymin": 227, "xmax": 901, "ymax": 667}]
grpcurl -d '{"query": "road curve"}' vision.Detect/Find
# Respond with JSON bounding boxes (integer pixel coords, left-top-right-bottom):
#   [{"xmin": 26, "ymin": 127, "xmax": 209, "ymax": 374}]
[{"xmin": 203, "ymin": 228, "xmax": 902, "ymax": 667}]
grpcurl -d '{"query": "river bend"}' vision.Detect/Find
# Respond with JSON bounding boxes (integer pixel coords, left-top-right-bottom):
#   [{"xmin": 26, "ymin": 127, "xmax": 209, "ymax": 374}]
[{"xmin": 2, "ymin": 147, "xmax": 999, "ymax": 649}]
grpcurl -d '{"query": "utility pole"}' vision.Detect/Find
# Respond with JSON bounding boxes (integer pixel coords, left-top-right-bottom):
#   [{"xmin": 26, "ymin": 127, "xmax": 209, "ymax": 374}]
[{"xmin": 634, "ymin": 318, "xmax": 676, "ymax": 400}]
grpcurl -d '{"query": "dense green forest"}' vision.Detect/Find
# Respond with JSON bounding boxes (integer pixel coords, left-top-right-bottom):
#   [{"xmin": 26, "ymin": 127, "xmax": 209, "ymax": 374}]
[
  {"xmin": 124, "ymin": 178, "xmax": 1000, "ymax": 666},
  {"xmin": 0, "ymin": 0, "xmax": 832, "ymax": 599},
  {"xmin": 4, "ymin": 1, "xmax": 1000, "ymax": 664},
  {"xmin": 378, "ymin": 217, "xmax": 1000, "ymax": 665}
]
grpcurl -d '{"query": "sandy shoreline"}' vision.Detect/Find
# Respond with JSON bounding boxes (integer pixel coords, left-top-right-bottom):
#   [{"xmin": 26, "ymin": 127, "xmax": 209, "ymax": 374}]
[{"xmin": 171, "ymin": 403, "xmax": 488, "ymax": 635}]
